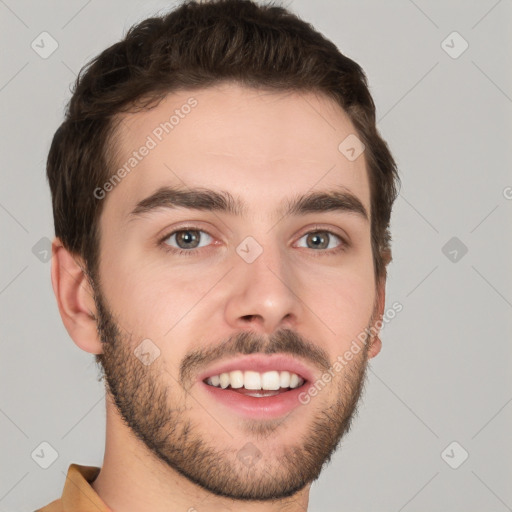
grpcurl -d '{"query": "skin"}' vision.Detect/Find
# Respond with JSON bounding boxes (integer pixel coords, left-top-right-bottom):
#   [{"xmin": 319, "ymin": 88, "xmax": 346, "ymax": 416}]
[{"xmin": 51, "ymin": 83, "xmax": 387, "ymax": 512}]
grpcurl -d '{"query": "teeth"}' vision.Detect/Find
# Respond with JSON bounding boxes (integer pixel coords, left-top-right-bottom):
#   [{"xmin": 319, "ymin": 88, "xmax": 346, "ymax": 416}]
[
  {"xmin": 280, "ymin": 371, "xmax": 291, "ymax": 388},
  {"xmin": 289, "ymin": 373, "xmax": 300, "ymax": 389},
  {"xmin": 205, "ymin": 370, "xmax": 305, "ymax": 390},
  {"xmin": 219, "ymin": 373, "xmax": 230, "ymax": 389},
  {"xmin": 261, "ymin": 371, "xmax": 280, "ymax": 390},
  {"xmin": 229, "ymin": 370, "xmax": 244, "ymax": 389},
  {"xmin": 243, "ymin": 371, "xmax": 261, "ymax": 390}
]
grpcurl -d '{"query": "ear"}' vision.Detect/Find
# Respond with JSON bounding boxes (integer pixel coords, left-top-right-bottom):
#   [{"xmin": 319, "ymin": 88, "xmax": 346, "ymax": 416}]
[
  {"xmin": 50, "ymin": 237, "xmax": 103, "ymax": 355},
  {"xmin": 367, "ymin": 270, "xmax": 388, "ymax": 360}
]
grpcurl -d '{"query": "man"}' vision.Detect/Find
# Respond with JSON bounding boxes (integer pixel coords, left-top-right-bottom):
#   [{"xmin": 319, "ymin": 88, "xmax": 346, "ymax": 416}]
[{"xmin": 38, "ymin": 0, "xmax": 400, "ymax": 510}]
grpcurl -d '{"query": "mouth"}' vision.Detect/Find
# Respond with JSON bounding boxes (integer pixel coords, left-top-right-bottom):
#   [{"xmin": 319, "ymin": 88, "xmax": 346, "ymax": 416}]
[
  {"xmin": 203, "ymin": 370, "xmax": 306, "ymax": 397},
  {"xmin": 197, "ymin": 355, "xmax": 314, "ymax": 419}
]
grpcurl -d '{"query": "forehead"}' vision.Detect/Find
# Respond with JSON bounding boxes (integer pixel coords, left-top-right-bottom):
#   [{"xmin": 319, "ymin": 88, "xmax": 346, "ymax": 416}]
[{"xmin": 104, "ymin": 83, "xmax": 371, "ymax": 222}]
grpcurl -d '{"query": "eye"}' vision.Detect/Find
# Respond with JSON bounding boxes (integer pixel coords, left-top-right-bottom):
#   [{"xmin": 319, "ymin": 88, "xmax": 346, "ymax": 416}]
[
  {"xmin": 295, "ymin": 230, "xmax": 344, "ymax": 251},
  {"xmin": 162, "ymin": 228, "xmax": 213, "ymax": 252}
]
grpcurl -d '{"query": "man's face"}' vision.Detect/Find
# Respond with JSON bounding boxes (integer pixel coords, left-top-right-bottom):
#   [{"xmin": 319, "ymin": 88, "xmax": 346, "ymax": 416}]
[{"xmin": 93, "ymin": 83, "xmax": 382, "ymax": 500}]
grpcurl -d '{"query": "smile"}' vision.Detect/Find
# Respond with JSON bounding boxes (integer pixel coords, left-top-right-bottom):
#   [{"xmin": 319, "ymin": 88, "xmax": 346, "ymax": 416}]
[{"xmin": 204, "ymin": 370, "xmax": 305, "ymax": 397}]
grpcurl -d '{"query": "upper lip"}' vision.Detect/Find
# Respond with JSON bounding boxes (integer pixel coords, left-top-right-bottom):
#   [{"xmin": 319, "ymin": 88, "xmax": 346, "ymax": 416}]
[{"xmin": 197, "ymin": 354, "xmax": 318, "ymax": 384}]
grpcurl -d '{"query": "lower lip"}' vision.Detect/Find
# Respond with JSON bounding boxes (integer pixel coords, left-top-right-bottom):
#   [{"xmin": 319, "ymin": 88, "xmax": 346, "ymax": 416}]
[{"xmin": 199, "ymin": 381, "xmax": 310, "ymax": 419}]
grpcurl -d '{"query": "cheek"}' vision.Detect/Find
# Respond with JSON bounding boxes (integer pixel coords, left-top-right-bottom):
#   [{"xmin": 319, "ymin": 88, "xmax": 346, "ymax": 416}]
[
  {"xmin": 101, "ymin": 246, "xmax": 223, "ymax": 339},
  {"xmin": 296, "ymin": 260, "xmax": 376, "ymax": 344},
  {"xmin": 98, "ymin": 239, "xmax": 169, "ymax": 333}
]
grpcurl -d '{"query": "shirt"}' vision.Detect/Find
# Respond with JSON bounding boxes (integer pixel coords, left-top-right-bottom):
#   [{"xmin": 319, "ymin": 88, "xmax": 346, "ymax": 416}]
[{"xmin": 36, "ymin": 463, "xmax": 110, "ymax": 511}]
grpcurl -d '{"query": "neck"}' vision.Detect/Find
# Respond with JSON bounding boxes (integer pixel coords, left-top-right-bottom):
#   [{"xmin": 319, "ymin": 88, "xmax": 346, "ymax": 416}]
[{"xmin": 91, "ymin": 395, "xmax": 310, "ymax": 512}]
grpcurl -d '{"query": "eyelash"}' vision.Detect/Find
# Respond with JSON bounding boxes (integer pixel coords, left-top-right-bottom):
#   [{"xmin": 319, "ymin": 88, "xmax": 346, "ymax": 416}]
[{"xmin": 158, "ymin": 225, "xmax": 349, "ymax": 257}]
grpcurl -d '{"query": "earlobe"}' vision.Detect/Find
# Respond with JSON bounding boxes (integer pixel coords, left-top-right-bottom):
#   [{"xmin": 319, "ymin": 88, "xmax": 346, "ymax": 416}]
[
  {"xmin": 51, "ymin": 237, "xmax": 103, "ymax": 355},
  {"xmin": 367, "ymin": 335, "xmax": 382, "ymax": 359}
]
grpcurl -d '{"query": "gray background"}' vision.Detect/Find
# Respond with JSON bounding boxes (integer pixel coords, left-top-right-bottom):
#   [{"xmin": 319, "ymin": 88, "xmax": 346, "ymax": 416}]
[{"xmin": 1, "ymin": 0, "xmax": 511, "ymax": 510}]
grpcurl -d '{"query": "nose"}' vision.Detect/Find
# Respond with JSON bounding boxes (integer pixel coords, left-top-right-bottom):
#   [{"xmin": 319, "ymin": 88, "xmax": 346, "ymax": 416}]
[{"xmin": 224, "ymin": 242, "xmax": 303, "ymax": 334}]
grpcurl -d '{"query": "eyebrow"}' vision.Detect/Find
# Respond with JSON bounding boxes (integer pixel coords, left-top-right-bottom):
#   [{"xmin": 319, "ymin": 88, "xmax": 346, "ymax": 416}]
[{"xmin": 129, "ymin": 185, "xmax": 369, "ymax": 223}]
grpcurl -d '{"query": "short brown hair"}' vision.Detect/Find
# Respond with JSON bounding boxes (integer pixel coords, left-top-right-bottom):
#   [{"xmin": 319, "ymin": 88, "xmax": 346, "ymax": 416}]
[{"xmin": 47, "ymin": 0, "xmax": 400, "ymax": 283}]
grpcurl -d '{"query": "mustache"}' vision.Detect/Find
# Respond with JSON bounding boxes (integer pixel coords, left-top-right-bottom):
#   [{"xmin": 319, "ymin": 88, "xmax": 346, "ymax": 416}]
[{"xmin": 180, "ymin": 328, "xmax": 332, "ymax": 387}]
